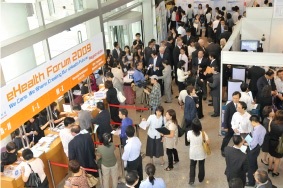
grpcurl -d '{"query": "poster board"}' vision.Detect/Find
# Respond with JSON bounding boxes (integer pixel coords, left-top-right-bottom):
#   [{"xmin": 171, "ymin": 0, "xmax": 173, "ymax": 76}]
[
  {"xmin": 0, "ymin": 33, "xmax": 105, "ymax": 140},
  {"xmin": 227, "ymin": 79, "xmax": 242, "ymax": 101},
  {"xmin": 232, "ymin": 67, "xmax": 246, "ymax": 81}
]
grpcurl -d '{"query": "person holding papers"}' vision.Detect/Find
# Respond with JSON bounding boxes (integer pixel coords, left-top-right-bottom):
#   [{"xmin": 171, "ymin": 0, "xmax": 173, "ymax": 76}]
[
  {"xmin": 160, "ymin": 109, "xmax": 179, "ymax": 171},
  {"xmin": 231, "ymin": 101, "xmax": 253, "ymax": 138},
  {"xmin": 245, "ymin": 115, "xmax": 266, "ymax": 187},
  {"xmin": 224, "ymin": 135, "xmax": 248, "ymax": 187},
  {"xmin": 142, "ymin": 106, "xmax": 165, "ymax": 166}
]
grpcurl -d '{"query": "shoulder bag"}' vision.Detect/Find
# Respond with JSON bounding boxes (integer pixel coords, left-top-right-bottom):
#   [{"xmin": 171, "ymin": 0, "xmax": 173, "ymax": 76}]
[
  {"xmin": 276, "ymin": 134, "xmax": 283, "ymax": 154},
  {"xmin": 202, "ymin": 131, "xmax": 211, "ymax": 155},
  {"xmin": 24, "ymin": 164, "xmax": 42, "ymax": 188},
  {"xmin": 85, "ymin": 170, "xmax": 98, "ymax": 187},
  {"xmin": 115, "ymin": 88, "xmax": 126, "ymax": 103},
  {"xmin": 178, "ymin": 125, "xmax": 185, "ymax": 137}
]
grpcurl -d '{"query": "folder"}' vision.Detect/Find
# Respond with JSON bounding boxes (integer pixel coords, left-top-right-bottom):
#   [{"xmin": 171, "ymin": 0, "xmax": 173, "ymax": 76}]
[{"xmin": 156, "ymin": 127, "xmax": 170, "ymax": 135}]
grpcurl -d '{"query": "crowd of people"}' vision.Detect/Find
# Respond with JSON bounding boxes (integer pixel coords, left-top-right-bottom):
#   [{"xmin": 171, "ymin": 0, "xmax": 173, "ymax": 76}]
[{"xmin": 1, "ymin": 2, "xmax": 282, "ymax": 188}]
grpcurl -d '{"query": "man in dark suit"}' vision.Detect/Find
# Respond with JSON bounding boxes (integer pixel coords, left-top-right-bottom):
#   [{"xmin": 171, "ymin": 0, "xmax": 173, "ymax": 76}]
[
  {"xmin": 208, "ymin": 66, "xmax": 220, "ymax": 117},
  {"xmin": 182, "ymin": 29, "xmax": 195, "ymax": 46},
  {"xmin": 173, "ymin": 38, "xmax": 183, "ymax": 84},
  {"xmin": 248, "ymin": 66, "xmax": 265, "ymax": 100},
  {"xmin": 220, "ymin": 91, "xmax": 241, "ymax": 156},
  {"xmin": 144, "ymin": 41, "xmax": 154, "ymax": 67},
  {"xmin": 256, "ymin": 69, "xmax": 277, "ymax": 99},
  {"xmin": 219, "ymin": 25, "xmax": 232, "ymax": 42},
  {"xmin": 112, "ymin": 41, "xmax": 122, "ymax": 60},
  {"xmin": 184, "ymin": 86, "xmax": 198, "ymax": 145},
  {"xmin": 208, "ymin": 53, "xmax": 219, "ymax": 69},
  {"xmin": 91, "ymin": 102, "xmax": 113, "ymax": 142},
  {"xmin": 192, "ymin": 50, "xmax": 210, "ymax": 99},
  {"xmin": 224, "ymin": 135, "xmax": 248, "ymax": 186},
  {"xmin": 150, "ymin": 39, "xmax": 160, "ymax": 53},
  {"xmin": 68, "ymin": 125, "xmax": 99, "ymax": 177},
  {"xmin": 215, "ymin": 19, "xmax": 226, "ymax": 43},
  {"xmin": 166, "ymin": 36, "xmax": 174, "ymax": 68},
  {"xmin": 206, "ymin": 38, "xmax": 221, "ymax": 59},
  {"xmin": 148, "ymin": 51, "xmax": 162, "ymax": 76}
]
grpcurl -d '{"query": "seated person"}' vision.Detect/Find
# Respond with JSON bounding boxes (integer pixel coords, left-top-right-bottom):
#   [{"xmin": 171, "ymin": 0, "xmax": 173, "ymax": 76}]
[
  {"xmin": 50, "ymin": 102, "xmax": 67, "ymax": 126},
  {"xmin": 13, "ymin": 129, "xmax": 27, "ymax": 150},
  {"xmin": 1, "ymin": 142, "xmax": 18, "ymax": 172}
]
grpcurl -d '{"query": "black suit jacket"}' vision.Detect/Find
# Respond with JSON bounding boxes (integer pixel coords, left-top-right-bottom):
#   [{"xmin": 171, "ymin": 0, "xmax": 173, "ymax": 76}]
[
  {"xmin": 148, "ymin": 57, "xmax": 163, "ymax": 76},
  {"xmin": 92, "ymin": 110, "xmax": 112, "ymax": 141},
  {"xmin": 173, "ymin": 46, "xmax": 181, "ymax": 66},
  {"xmin": 248, "ymin": 66, "xmax": 265, "ymax": 92},
  {"xmin": 219, "ymin": 31, "xmax": 232, "ymax": 42},
  {"xmin": 224, "ymin": 146, "xmax": 248, "ymax": 183},
  {"xmin": 68, "ymin": 134, "xmax": 98, "ymax": 177},
  {"xmin": 206, "ymin": 43, "xmax": 221, "ymax": 58},
  {"xmin": 182, "ymin": 35, "xmax": 195, "ymax": 46},
  {"xmin": 112, "ymin": 48, "xmax": 122, "ymax": 60},
  {"xmin": 257, "ymin": 76, "xmax": 277, "ymax": 95},
  {"xmin": 144, "ymin": 47, "xmax": 153, "ymax": 67},
  {"xmin": 223, "ymin": 101, "xmax": 237, "ymax": 130},
  {"xmin": 192, "ymin": 57, "xmax": 210, "ymax": 77}
]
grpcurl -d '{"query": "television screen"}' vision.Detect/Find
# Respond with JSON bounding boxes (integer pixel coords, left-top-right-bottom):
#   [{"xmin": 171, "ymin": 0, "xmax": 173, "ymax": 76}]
[{"xmin": 240, "ymin": 40, "xmax": 260, "ymax": 51}]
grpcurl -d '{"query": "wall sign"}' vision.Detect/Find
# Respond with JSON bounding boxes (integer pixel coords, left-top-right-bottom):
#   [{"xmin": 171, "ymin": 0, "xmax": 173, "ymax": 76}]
[{"xmin": 0, "ymin": 33, "xmax": 105, "ymax": 140}]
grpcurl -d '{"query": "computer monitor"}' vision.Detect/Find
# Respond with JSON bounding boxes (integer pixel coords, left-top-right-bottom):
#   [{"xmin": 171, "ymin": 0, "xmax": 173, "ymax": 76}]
[{"xmin": 240, "ymin": 40, "xmax": 260, "ymax": 52}]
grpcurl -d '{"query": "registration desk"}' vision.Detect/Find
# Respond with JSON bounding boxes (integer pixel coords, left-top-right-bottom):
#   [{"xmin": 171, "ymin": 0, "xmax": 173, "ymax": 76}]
[{"xmin": 1, "ymin": 130, "xmax": 68, "ymax": 188}]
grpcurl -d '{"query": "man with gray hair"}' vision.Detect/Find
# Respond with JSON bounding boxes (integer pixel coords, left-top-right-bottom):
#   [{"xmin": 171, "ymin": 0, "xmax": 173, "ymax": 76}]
[{"xmin": 254, "ymin": 170, "xmax": 274, "ymax": 188}]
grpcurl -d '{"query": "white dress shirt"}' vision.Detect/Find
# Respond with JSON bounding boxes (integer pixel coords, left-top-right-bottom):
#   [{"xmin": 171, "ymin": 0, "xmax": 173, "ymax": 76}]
[
  {"xmin": 146, "ymin": 115, "xmax": 166, "ymax": 139},
  {"xmin": 171, "ymin": 12, "xmax": 176, "ymax": 21},
  {"xmin": 213, "ymin": 20, "xmax": 220, "ymax": 30},
  {"xmin": 177, "ymin": 68, "xmax": 188, "ymax": 82},
  {"xmin": 231, "ymin": 111, "xmax": 252, "ymax": 134},
  {"xmin": 240, "ymin": 92, "xmax": 254, "ymax": 111},
  {"xmin": 232, "ymin": 12, "xmax": 239, "ymax": 24},
  {"xmin": 59, "ymin": 128, "xmax": 74, "ymax": 157},
  {"xmin": 179, "ymin": 54, "xmax": 189, "ymax": 72},
  {"xmin": 177, "ymin": 26, "xmax": 186, "ymax": 37},
  {"xmin": 187, "ymin": 46, "xmax": 196, "ymax": 58},
  {"xmin": 275, "ymin": 77, "xmax": 283, "ymax": 93},
  {"xmin": 122, "ymin": 137, "xmax": 141, "ymax": 162},
  {"xmin": 178, "ymin": 89, "xmax": 188, "ymax": 103},
  {"xmin": 187, "ymin": 8, "xmax": 194, "ymax": 19}
]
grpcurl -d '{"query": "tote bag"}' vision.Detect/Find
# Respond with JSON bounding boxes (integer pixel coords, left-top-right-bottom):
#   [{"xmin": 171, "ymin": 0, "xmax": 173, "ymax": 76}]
[
  {"xmin": 115, "ymin": 88, "xmax": 126, "ymax": 103},
  {"xmin": 202, "ymin": 131, "xmax": 211, "ymax": 155}
]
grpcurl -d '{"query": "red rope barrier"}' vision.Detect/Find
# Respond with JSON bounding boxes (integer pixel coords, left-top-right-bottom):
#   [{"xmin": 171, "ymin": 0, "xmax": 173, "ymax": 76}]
[
  {"xmin": 108, "ymin": 104, "xmax": 149, "ymax": 110},
  {"xmin": 49, "ymin": 161, "xmax": 98, "ymax": 172}
]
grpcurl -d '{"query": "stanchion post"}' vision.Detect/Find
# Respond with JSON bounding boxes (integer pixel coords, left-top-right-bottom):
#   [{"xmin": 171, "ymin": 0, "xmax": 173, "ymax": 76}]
[
  {"xmin": 118, "ymin": 144, "xmax": 125, "ymax": 178},
  {"xmin": 47, "ymin": 160, "xmax": 56, "ymax": 188}
]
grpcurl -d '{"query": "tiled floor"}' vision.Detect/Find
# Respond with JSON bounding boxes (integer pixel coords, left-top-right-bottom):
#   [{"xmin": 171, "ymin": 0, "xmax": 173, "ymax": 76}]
[{"xmin": 58, "ymin": 82, "xmax": 283, "ymax": 188}]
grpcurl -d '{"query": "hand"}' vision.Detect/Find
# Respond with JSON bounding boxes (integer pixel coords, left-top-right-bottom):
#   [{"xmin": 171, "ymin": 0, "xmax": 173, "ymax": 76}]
[
  {"xmin": 160, "ymin": 133, "xmax": 164, "ymax": 137},
  {"xmin": 142, "ymin": 118, "xmax": 146, "ymax": 121},
  {"xmin": 223, "ymin": 128, "xmax": 228, "ymax": 132},
  {"xmin": 234, "ymin": 129, "xmax": 239, "ymax": 134}
]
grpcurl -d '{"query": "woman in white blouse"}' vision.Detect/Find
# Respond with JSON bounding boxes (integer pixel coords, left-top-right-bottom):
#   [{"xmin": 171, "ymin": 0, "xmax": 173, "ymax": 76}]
[
  {"xmin": 170, "ymin": 6, "xmax": 177, "ymax": 29},
  {"xmin": 20, "ymin": 149, "xmax": 49, "ymax": 187},
  {"xmin": 187, "ymin": 118, "xmax": 209, "ymax": 185},
  {"xmin": 187, "ymin": 39, "xmax": 196, "ymax": 60},
  {"xmin": 177, "ymin": 60, "xmax": 190, "ymax": 93},
  {"xmin": 179, "ymin": 47, "xmax": 189, "ymax": 72},
  {"xmin": 143, "ymin": 106, "xmax": 165, "ymax": 165}
]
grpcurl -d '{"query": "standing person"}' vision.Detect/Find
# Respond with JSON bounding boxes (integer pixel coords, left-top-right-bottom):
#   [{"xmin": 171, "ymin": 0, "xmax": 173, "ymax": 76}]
[
  {"xmin": 112, "ymin": 42, "xmax": 122, "ymax": 60},
  {"xmin": 73, "ymin": 104, "xmax": 93, "ymax": 133},
  {"xmin": 179, "ymin": 47, "xmax": 189, "ymax": 72},
  {"xmin": 118, "ymin": 109, "xmax": 133, "ymax": 147},
  {"xmin": 13, "ymin": 129, "xmax": 27, "ymax": 150},
  {"xmin": 240, "ymin": 83, "xmax": 254, "ymax": 111},
  {"xmin": 187, "ymin": 4, "xmax": 194, "ymax": 26},
  {"xmin": 170, "ymin": 6, "xmax": 177, "ymax": 29},
  {"xmin": 261, "ymin": 106, "xmax": 275, "ymax": 165},
  {"xmin": 177, "ymin": 60, "xmax": 189, "ymax": 93},
  {"xmin": 173, "ymin": 38, "xmax": 183, "ymax": 85},
  {"xmin": 140, "ymin": 163, "xmax": 166, "ymax": 188},
  {"xmin": 257, "ymin": 69, "xmax": 277, "ymax": 99},
  {"xmin": 184, "ymin": 86, "xmax": 198, "ymax": 145},
  {"xmin": 122, "ymin": 126, "xmax": 143, "ymax": 188},
  {"xmin": 187, "ymin": 118, "xmax": 209, "ymax": 185},
  {"xmin": 91, "ymin": 102, "xmax": 113, "ymax": 143},
  {"xmin": 142, "ymin": 106, "xmax": 165, "ymax": 165},
  {"xmin": 231, "ymin": 101, "xmax": 253, "ymax": 138},
  {"xmin": 105, "ymin": 80, "xmax": 121, "ymax": 123},
  {"xmin": 25, "ymin": 117, "xmax": 44, "ymax": 145},
  {"xmin": 160, "ymin": 109, "xmax": 179, "ymax": 171},
  {"xmin": 257, "ymin": 85, "xmax": 273, "ymax": 120},
  {"xmin": 224, "ymin": 135, "xmax": 248, "ymax": 187},
  {"xmin": 159, "ymin": 60, "xmax": 172, "ymax": 103},
  {"xmin": 118, "ymin": 171, "xmax": 139, "ymax": 188},
  {"xmin": 60, "ymin": 117, "xmax": 75, "ymax": 157},
  {"xmin": 106, "ymin": 71, "xmax": 124, "ymax": 95},
  {"xmin": 247, "ymin": 66, "xmax": 265, "ymax": 101},
  {"xmin": 208, "ymin": 66, "xmax": 221, "ymax": 117},
  {"xmin": 68, "ymin": 125, "xmax": 99, "ymax": 177},
  {"xmin": 1, "ymin": 142, "xmax": 18, "ymax": 173},
  {"xmin": 144, "ymin": 75, "xmax": 161, "ymax": 113},
  {"xmin": 50, "ymin": 102, "xmax": 66, "ymax": 126},
  {"xmin": 221, "ymin": 91, "xmax": 241, "ymax": 157},
  {"xmin": 20, "ymin": 149, "xmax": 49, "ymax": 187},
  {"xmin": 268, "ymin": 110, "xmax": 283, "ymax": 177},
  {"xmin": 246, "ymin": 115, "xmax": 266, "ymax": 186},
  {"xmin": 132, "ymin": 61, "xmax": 147, "ymax": 108},
  {"xmin": 97, "ymin": 133, "xmax": 118, "ymax": 188},
  {"xmin": 132, "ymin": 33, "xmax": 144, "ymax": 52},
  {"xmin": 65, "ymin": 160, "xmax": 90, "ymax": 188}
]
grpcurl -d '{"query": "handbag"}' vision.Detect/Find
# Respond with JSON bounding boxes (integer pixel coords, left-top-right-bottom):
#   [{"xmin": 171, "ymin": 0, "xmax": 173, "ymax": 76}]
[
  {"xmin": 24, "ymin": 164, "xmax": 42, "ymax": 188},
  {"xmin": 178, "ymin": 125, "xmax": 185, "ymax": 137},
  {"xmin": 276, "ymin": 134, "xmax": 283, "ymax": 154},
  {"xmin": 202, "ymin": 131, "xmax": 211, "ymax": 155},
  {"xmin": 85, "ymin": 171, "xmax": 98, "ymax": 187},
  {"xmin": 115, "ymin": 88, "xmax": 126, "ymax": 103}
]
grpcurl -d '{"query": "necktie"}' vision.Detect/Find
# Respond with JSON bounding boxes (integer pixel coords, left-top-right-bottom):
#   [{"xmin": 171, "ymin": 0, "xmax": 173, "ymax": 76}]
[{"xmin": 268, "ymin": 79, "xmax": 271, "ymax": 85}]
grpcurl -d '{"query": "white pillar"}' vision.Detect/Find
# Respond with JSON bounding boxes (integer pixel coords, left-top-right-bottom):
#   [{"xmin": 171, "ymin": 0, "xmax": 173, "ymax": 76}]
[
  {"xmin": 0, "ymin": 3, "xmax": 37, "ymax": 83},
  {"xmin": 142, "ymin": 0, "xmax": 155, "ymax": 45}
]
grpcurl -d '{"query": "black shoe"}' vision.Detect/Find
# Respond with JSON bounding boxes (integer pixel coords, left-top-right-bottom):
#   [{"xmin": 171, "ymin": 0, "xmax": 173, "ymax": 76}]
[
  {"xmin": 272, "ymin": 172, "xmax": 280, "ymax": 177},
  {"xmin": 221, "ymin": 151, "xmax": 225, "ymax": 157},
  {"xmin": 199, "ymin": 179, "xmax": 204, "ymax": 183},
  {"xmin": 203, "ymin": 97, "xmax": 207, "ymax": 101},
  {"xmin": 268, "ymin": 169, "xmax": 273, "ymax": 173},
  {"xmin": 189, "ymin": 181, "xmax": 194, "ymax": 185},
  {"xmin": 211, "ymin": 114, "xmax": 220, "ymax": 117},
  {"xmin": 208, "ymin": 103, "xmax": 213, "ymax": 106},
  {"xmin": 245, "ymin": 182, "xmax": 255, "ymax": 187}
]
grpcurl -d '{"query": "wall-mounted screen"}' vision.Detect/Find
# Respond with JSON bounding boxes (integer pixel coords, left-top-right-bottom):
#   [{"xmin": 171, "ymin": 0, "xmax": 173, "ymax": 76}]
[{"xmin": 240, "ymin": 40, "xmax": 260, "ymax": 52}]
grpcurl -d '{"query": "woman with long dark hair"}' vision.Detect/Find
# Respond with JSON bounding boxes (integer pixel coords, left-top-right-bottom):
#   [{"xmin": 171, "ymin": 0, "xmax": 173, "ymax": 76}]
[
  {"xmin": 139, "ymin": 163, "xmax": 166, "ymax": 188},
  {"xmin": 187, "ymin": 118, "xmax": 209, "ymax": 185},
  {"xmin": 97, "ymin": 133, "xmax": 118, "ymax": 188},
  {"xmin": 160, "ymin": 109, "xmax": 179, "ymax": 171},
  {"xmin": 177, "ymin": 60, "xmax": 189, "ymax": 93},
  {"xmin": 105, "ymin": 80, "xmax": 121, "ymax": 123}
]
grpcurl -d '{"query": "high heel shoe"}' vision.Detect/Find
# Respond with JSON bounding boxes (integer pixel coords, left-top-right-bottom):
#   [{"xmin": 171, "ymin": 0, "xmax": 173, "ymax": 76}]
[
  {"xmin": 272, "ymin": 172, "xmax": 280, "ymax": 177},
  {"xmin": 268, "ymin": 169, "xmax": 273, "ymax": 173},
  {"xmin": 261, "ymin": 159, "xmax": 268, "ymax": 166}
]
